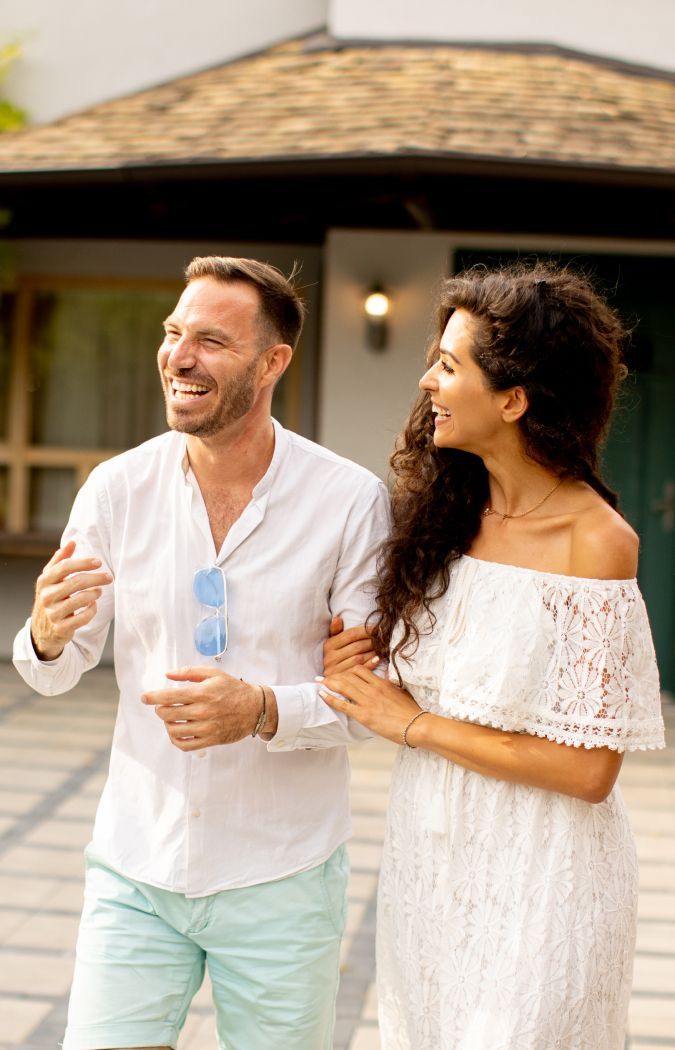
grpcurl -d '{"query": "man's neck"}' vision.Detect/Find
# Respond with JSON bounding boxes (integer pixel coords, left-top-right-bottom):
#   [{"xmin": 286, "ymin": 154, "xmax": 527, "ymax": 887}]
[{"xmin": 185, "ymin": 413, "xmax": 276, "ymax": 492}]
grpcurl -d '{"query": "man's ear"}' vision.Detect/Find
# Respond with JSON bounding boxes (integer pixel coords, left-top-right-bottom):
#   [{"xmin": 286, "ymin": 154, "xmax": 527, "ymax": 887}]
[
  {"xmin": 500, "ymin": 385, "xmax": 529, "ymax": 423},
  {"xmin": 259, "ymin": 344, "xmax": 293, "ymax": 389}
]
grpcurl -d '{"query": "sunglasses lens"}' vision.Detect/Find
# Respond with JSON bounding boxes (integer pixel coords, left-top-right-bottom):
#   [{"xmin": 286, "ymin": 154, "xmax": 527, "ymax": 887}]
[
  {"xmin": 195, "ymin": 615, "xmax": 228, "ymax": 656},
  {"xmin": 193, "ymin": 567, "xmax": 225, "ymax": 607}
]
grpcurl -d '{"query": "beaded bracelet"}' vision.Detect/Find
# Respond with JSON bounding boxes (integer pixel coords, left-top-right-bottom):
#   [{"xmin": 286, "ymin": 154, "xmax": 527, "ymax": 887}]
[{"xmin": 402, "ymin": 709, "xmax": 429, "ymax": 749}]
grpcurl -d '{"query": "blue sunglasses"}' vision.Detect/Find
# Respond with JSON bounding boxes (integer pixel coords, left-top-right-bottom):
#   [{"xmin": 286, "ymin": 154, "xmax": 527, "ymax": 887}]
[{"xmin": 193, "ymin": 567, "xmax": 228, "ymax": 657}]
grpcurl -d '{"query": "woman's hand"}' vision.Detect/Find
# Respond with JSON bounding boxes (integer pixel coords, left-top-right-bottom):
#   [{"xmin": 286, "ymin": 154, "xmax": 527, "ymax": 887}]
[
  {"xmin": 317, "ymin": 664, "xmax": 420, "ymax": 746},
  {"xmin": 323, "ymin": 616, "xmax": 380, "ymax": 675}
]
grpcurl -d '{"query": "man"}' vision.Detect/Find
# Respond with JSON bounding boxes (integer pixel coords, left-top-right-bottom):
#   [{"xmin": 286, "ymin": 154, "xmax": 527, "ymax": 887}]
[{"xmin": 13, "ymin": 257, "xmax": 389, "ymax": 1050}]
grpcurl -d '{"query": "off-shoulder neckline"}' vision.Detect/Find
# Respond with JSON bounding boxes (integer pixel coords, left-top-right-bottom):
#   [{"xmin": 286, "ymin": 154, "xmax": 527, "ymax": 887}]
[{"xmin": 462, "ymin": 554, "xmax": 638, "ymax": 586}]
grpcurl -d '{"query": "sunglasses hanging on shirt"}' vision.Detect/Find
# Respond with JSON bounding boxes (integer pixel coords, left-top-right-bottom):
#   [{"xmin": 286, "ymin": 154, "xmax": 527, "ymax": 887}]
[{"xmin": 193, "ymin": 566, "xmax": 228, "ymax": 658}]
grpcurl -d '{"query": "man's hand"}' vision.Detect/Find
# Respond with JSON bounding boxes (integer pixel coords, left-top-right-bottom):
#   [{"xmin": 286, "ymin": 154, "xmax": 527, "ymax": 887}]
[
  {"xmin": 142, "ymin": 668, "xmax": 278, "ymax": 751},
  {"xmin": 31, "ymin": 541, "xmax": 113, "ymax": 661},
  {"xmin": 323, "ymin": 616, "xmax": 379, "ymax": 675}
]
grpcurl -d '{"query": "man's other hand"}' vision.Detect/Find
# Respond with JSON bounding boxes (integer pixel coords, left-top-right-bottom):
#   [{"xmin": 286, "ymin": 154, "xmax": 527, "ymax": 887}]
[
  {"xmin": 31, "ymin": 541, "xmax": 113, "ymax": 661},
  {"xmin": 142, "ymin": 668, "xmax": 278, "ymax": 751}
]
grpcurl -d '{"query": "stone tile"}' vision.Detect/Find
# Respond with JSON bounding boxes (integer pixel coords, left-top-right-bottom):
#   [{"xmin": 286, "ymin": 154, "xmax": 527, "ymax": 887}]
[
  {"xmin": 340, "ymin": 931, "xmax": 355, "ymax": 967},
  {"xmin": 622, "ymin": 783, "xmax": 675, "ymax": 807},
  {"xmin": 629, "ymin": 809, "xmax": 675, "ymax": 835},
  {"xmin": 46, "ymin": 882, "xmax": 86, "ymax": 913},
  {"xmin": 348, "ymin": 1023, "xmax": 381, "ymax": 1050},
  {"xmin": 0, "ymin": 845, "xmax": 86, "ymax": 878},
  {"xmin": 0, "ymin": 816, "xmax": 16, "ymax": 834},
  {"xmin": 0, "ymin": 907, "xmax": 31, "ymax": 940},
  {"xmin": 2, "ymin": 996, "xmax": 54, "ymax": 1044},
  {"xmin": 639, "ymin": 864, "xmax": 675, "ymax": 891},
  {"xmin": 632, "ymin": 952, "xmax": 675, "ymax": 995},
  {"xmin": 346, "ymin": 899, "xmax": 368, "ymax": 936},
  {"xmin": 628, "ymin": 994, "xmax": 675, "ymax": 1039},
  {"xmin": 635, "ymin": 836, "xmax": 675, "ymax": 864},
  {"xmin": 638, "ymin": 892, "xmax": 675, "ymax": 922},
  {"xmin": 636, "ymin": 921, "xmax": 675, "ymax": 954},
  {"xmin": 0, "ymin": 949, "xmax": 74, "ymax": 995},
  {"xmin": 0, "ymin": 746, "xmax": 95, "ymax": 771},
  {"xmin": 0, "ymin": 874, "xmax": 64, "ymax": 908},
  {"xmin": 0, "ymin": 790, "xmax": 46, "ymax": 815},
  {"xmin": 362, "ymin": 981, "xmax": 379, "ymax": 1022},
  {"xmin": 52, "ymin": 795, "xmax": 100, "ymax": 820},
  {"xmin": 190, "ymin": 971, "xmax": 213, "ymax": 1009},
  {"xmin": 178, "ymin": 1011, "xmax": 217, "ymax": 1050},
  {"xmin": 0, "ymin": 768, "xmax": 70, "ymax": 792},
  {"xmin": 349, "ymin": 768, "xmax": 394, "ymax": 792},
  {"xmin": 347, "ymin": 871, "xmax": 379, "ymax": 901},
  {"xmin": 5, "ymin": 911, "xmax": 81, "ymax": 950},
  {"xmin": 629, "ymin": 1043, "xmax": 675, "ymax": 1049},
  {"xmin": 0, "ymin": 727, "xmax": 113, "ymax": 750},
  {"xmin": 351, "ymin": 813, "xmax": 388, "ymax": 840},
  {"xmin": 350, "ymin": 790, "xmax": 390, "ymax": 815},
  {"xmin": 349, "ymin": 842, "xmax": 383, "ymax": 872},
  {"xmin": 24, "ymin": 819, "xmax": 94, "ymax": 850},
  {"xmin": 78, "ymin": 772, "xmax": 109, "ymax": 796}
]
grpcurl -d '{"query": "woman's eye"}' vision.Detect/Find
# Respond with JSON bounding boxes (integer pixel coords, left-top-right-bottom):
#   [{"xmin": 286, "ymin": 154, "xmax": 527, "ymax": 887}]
[{"xmin": 441, "ymin": 361, "xmax": 454, "ymax": 375}]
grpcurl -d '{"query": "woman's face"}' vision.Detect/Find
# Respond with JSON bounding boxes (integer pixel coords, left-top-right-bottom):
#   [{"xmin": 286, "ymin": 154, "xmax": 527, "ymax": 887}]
[{"xmin": 419, "ymin": 309, "xmax": 509, "ymax": 454}]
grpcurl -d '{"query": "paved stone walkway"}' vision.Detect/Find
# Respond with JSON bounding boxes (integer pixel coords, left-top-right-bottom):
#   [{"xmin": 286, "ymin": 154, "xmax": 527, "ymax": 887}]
[{"xmin": 0, "ymin": 662, "xmax": 672, "ymax": 1049}]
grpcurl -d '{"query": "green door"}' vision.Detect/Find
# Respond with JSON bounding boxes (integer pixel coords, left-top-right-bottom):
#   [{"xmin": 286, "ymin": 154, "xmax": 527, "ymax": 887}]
[{"xmin": 454, "ymin": 249, "xmax": 675, "ymax": 691}]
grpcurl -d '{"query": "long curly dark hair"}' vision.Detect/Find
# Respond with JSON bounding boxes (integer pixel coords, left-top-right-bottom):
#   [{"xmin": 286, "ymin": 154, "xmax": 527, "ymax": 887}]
[{"xmin": 370, "ymin": 261, "xmax": 629, "ymax": 669}]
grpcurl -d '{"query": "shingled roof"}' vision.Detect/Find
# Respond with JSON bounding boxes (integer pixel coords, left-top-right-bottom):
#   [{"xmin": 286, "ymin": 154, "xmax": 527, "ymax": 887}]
[{"xmin": 1, "ymin": 33, "xmax": 674, "ymax": 177}]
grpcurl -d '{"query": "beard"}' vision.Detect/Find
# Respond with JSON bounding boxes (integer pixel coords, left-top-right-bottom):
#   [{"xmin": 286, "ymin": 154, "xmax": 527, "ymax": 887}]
[{"xmin": 164, "ymin": 359, "xmax": 258, "ymax": 437}]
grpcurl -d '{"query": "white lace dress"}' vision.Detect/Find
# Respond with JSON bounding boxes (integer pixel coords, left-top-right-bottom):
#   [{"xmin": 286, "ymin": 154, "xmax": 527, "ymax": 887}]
[{"xmin": 378, "ymin": 556, "xmax": 665, "ymax": 1050}]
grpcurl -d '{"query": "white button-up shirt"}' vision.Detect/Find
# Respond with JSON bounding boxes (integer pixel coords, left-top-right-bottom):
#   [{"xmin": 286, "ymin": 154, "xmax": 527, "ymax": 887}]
[{"xmin": 14, "ymin": 422, "xmax": 390, "ymax": 896}]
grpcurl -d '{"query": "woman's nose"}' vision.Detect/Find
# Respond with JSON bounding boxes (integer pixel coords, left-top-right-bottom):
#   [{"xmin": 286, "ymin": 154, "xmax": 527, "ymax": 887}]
[{"xmin": 419, "ymin": 364, "xmax": 438, "ymax": 392}]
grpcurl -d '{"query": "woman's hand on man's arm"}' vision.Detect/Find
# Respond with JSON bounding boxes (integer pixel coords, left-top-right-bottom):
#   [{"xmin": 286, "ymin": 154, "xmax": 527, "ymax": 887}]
[{"xmin": 322, "ymin": 616, "xmax": 380, "ymax": 675}]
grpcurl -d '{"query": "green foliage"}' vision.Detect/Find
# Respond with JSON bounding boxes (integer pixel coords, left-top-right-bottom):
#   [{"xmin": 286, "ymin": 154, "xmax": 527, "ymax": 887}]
[{"xmin": 0, "ymin": 42, "xmax": 26, "ymax": 132}]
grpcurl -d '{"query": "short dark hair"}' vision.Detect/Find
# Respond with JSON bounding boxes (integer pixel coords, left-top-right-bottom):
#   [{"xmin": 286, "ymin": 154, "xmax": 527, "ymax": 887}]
[{"xmin": 185, "ymin": 256, "xmax": 306, "ymax": 350}]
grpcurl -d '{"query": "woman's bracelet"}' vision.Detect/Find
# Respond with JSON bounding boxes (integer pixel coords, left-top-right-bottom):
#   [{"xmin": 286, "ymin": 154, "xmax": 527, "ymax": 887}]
[{"xmin": 403, "ymin": 709, "xmax": 429, "ymax": 749}]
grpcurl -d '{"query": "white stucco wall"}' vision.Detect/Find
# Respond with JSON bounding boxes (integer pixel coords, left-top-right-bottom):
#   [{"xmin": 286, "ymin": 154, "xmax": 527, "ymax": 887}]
[
  {"xmin": 3, "ymin": 0, "xmax": 326, "ymax": 124},
  {"xmin": 329, "ymin": 0, "xmax": 675, "ymax": 73},
  {"xmin": 318, "ymin": 229, "xmax": 451, "ymax": 479}
]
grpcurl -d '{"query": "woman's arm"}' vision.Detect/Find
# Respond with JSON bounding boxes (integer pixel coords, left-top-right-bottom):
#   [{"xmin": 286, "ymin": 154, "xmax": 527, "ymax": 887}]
[{"xmin": 318, "ymin": 666, "xmax": 623, "ymax": 804}]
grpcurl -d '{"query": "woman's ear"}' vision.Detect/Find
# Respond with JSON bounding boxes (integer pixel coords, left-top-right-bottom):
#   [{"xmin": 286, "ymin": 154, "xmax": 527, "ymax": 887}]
[{"xmin": 500, "ymin": 385, "xmax": 529, "ymax": 423}]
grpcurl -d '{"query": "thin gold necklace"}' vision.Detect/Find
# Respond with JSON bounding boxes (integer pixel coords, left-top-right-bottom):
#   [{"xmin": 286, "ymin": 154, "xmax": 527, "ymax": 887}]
[{"xmin": 483, "ymin": 479, "xmax": 564, "ymax": 522}]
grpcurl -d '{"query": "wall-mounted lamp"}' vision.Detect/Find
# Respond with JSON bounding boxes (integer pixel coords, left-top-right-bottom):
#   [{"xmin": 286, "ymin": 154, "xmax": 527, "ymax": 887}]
[{"xmin": 364, "ymin": 285, "xmax": 391, "ymax": 351}]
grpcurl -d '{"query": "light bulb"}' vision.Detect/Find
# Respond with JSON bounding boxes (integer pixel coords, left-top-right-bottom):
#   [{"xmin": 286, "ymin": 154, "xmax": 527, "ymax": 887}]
[{"xmin": 364, "ymin": 291, "xmax": 390, "ymax": 318}]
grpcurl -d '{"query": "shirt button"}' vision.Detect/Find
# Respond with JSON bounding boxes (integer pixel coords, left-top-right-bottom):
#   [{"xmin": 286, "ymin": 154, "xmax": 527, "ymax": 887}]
[
  {"xmin": 275, "ymin": 740, "xmax": 286, "ymax": 748},
  {"xmin": 191, "ymin": 808, "xmax": 201, "ymax": 818}
]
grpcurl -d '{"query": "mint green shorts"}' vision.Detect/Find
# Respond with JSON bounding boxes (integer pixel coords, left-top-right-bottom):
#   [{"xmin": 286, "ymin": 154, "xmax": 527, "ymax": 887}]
[{"xmin": 63, "ymin": 846, "xmax": 349, "ymax": 1050}]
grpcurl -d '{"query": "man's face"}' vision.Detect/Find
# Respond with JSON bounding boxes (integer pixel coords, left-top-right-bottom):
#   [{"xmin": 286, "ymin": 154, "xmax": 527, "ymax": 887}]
[{"xmin": 157, "ymin": 277, "xmax": 267, "ymax": 438}]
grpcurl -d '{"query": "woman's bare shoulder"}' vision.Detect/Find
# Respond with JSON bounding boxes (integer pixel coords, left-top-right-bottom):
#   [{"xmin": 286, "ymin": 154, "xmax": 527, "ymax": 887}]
[{"xmin": 569, "ymin": 497, "xmax": 639, "ymax": 580}]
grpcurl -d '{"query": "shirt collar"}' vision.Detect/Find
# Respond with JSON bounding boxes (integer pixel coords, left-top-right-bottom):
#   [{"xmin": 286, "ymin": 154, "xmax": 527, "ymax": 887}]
[{"xmin": 177, "ymin": 418, "xmax": 288, "ymax": 498}]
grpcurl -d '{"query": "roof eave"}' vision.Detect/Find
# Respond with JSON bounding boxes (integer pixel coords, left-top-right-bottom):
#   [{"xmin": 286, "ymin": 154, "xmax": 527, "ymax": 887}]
[{"xmin": 0, "ymin": 151, "xmax": 674, "ymax": 189}]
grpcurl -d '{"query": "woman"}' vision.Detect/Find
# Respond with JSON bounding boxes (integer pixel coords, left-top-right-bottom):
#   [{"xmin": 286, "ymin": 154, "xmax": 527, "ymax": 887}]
[{"xmin": 318, "ymin": 263, "xmax": 664, "ymax": 1050}]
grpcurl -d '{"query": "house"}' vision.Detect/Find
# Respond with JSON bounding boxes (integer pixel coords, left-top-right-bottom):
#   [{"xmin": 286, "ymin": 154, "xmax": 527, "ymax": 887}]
[{"xmin": 0, "ymin": 3, "xmax": 673, "ymax": 687}]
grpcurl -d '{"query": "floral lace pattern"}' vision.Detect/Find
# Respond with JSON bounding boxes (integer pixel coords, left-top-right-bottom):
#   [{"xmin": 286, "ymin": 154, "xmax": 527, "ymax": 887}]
[{"xmin": 378, "ymin": 558, "xmax": 664, "ymax": 1049}]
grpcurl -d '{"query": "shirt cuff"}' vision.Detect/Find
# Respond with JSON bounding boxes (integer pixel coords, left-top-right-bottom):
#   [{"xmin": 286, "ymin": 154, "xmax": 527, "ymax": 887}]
[
  {"xmin": 14, "ymin": 619, "xmax": 63, "ymax": 666},
  {"xmin": 265, "ymin": 684, "xmax": 306, "ymax": 751}
]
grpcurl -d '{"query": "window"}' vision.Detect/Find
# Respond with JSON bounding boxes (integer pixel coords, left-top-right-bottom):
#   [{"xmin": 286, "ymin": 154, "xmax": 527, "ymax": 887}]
[{"xmin": 0, "ymin": 275, "xmax": 304, "ymax": 548}]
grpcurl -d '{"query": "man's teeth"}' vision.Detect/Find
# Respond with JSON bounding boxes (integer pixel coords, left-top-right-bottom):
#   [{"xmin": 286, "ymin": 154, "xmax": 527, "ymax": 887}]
[{"xmin": 171, "ymin": 380, "xmax": 210, "ymax": 400}]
